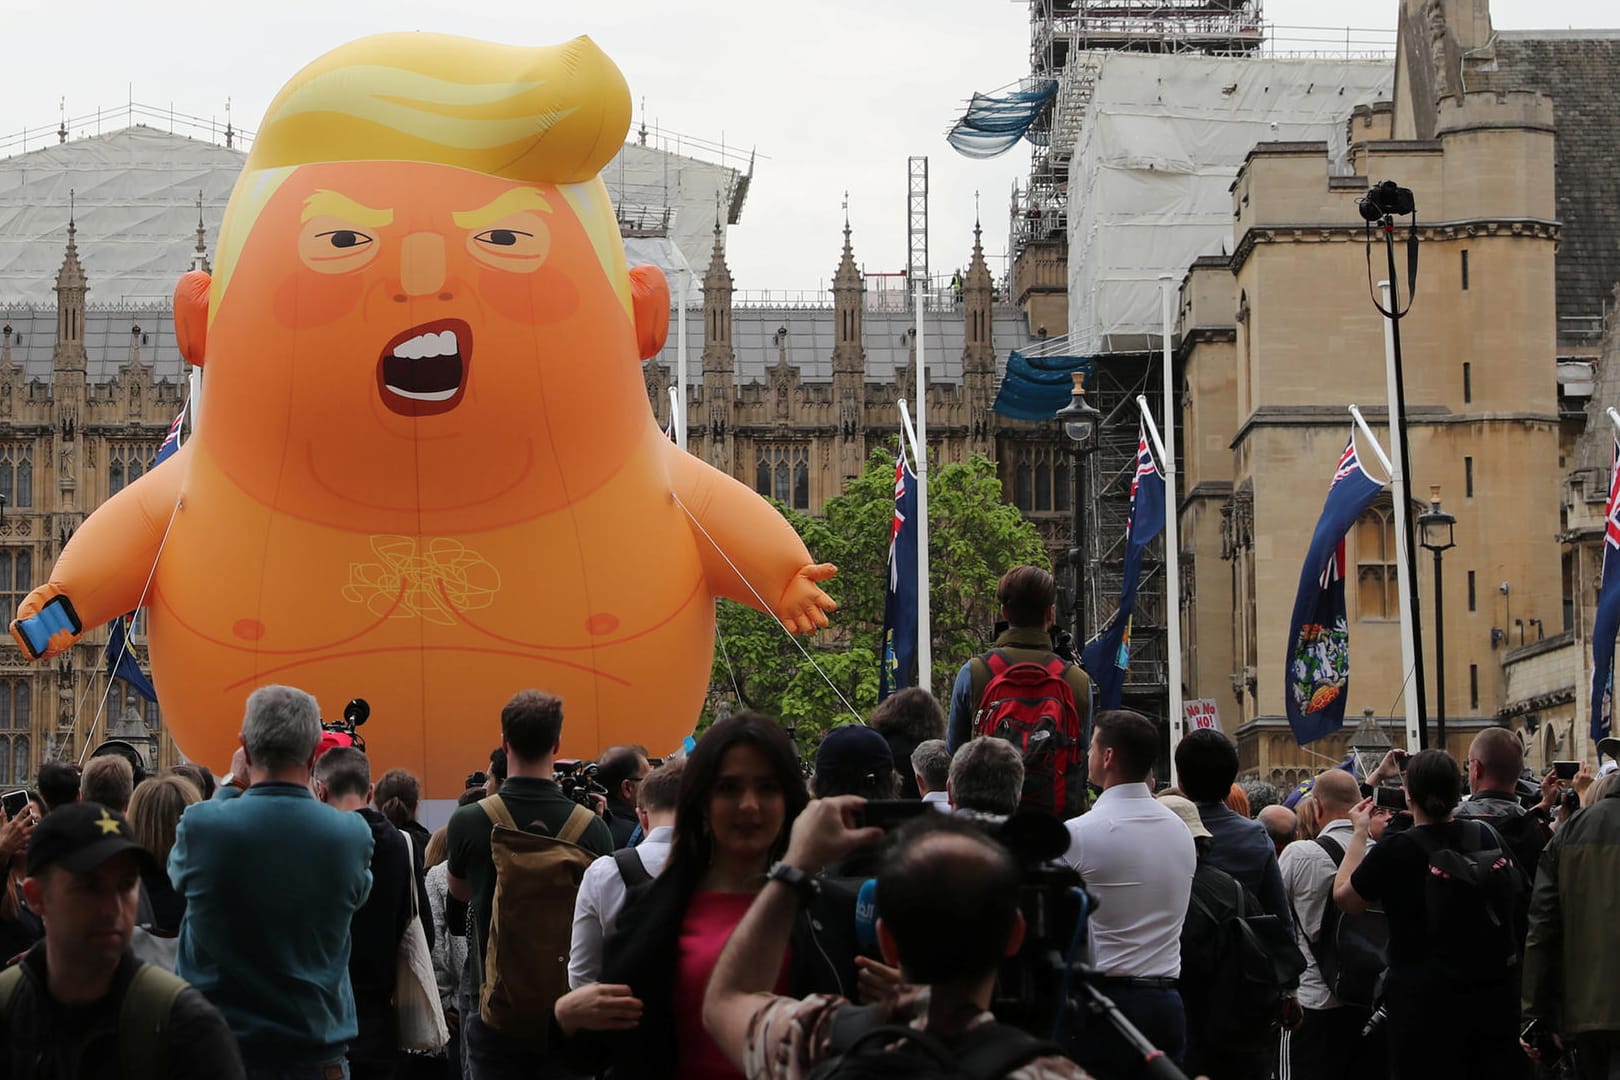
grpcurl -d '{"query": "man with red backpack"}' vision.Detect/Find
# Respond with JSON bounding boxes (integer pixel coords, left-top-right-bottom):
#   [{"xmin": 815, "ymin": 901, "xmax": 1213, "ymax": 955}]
[{"xmin": 946, "ymin": 566, "xmax": 1092, "ymax": 820}]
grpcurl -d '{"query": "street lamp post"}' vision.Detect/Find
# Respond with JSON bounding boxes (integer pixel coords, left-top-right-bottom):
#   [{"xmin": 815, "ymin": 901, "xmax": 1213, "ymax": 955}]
[
  {"xmin": 1418, "ymin": 485, "xmax": 1456, "ymax": 752},
  {"xmin": 1056, "ymin": 371, "xmax": 1102, "ymax": 650}
]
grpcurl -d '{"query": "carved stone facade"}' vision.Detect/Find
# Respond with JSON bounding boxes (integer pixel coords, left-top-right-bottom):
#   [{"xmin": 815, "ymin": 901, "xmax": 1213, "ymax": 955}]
[{"xmin": 0, "ymin": 225, "xmax": 184, "ymax": 784}]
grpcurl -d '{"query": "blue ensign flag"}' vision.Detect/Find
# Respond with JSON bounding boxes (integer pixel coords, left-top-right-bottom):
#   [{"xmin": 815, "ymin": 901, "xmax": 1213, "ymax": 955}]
[
  {"xmin": 879, "ymin": 450, "xmax": 920, "ymax": 700},
  {"xmin": 1590, "ymin": 436, "xmax": 1620, "ymax": 743},
  {"xmin": 1081, "ymin": 422, "xmax": 1166, "ymax": 710},
  {"xmin": 153, "ymin": 407, "xmax": 185, "ymax": 468},
  {"xmin": 1283, "ymin": 434, "xmax": 1385, "ymax": 745},
  {"xmin": 105, "ymin": 614, "xmax": 158, "ymax": 703}
]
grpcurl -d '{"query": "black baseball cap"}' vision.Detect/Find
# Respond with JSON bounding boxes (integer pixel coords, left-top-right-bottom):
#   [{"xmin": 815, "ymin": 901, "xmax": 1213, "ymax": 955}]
[
  {"xmin": 815, "ymin": 725, "xmax": 895, "ymax": 777},
  {"xmin": 26, "ymin": 801, "xmax": 162, "ymax": 880}
]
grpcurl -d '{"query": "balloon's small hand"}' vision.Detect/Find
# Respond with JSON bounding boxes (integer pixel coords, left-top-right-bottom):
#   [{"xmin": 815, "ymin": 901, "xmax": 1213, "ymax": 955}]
[
  {"xmin": 778, "ymin": 563, "xmax": 837, "ymax": 635},
  {"xmin": 11, "ymin": 593, "xmax": 83, "ymax": 661}
]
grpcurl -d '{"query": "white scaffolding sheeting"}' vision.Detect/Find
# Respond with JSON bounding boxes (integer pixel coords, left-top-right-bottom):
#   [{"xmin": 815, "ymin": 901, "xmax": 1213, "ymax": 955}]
[
  {"xmin": 1066, "ymin": 53, "xmax": 1391, "ymax": 353},
  {"xmin": 602, "ymin": 142, "xmax": 744, "ymax": 286}
]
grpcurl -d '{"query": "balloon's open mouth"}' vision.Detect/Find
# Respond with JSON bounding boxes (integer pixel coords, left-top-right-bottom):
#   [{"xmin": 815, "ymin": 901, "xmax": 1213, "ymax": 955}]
[{"xmin": 377, "ymin": 318, "xmax": 471, "ymax": 417}]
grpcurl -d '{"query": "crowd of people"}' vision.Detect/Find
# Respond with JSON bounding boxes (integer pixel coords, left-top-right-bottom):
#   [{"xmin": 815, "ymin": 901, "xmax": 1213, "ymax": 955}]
[{"xmin": 0, "ymin": 564, "xmax": 1616, "ymax": 1080}]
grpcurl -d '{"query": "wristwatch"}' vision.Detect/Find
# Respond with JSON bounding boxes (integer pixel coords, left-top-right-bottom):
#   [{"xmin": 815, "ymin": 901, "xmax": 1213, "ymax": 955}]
[{"xmin": 766, "ymin": 862, "xmax": 821, "ymax": 905}]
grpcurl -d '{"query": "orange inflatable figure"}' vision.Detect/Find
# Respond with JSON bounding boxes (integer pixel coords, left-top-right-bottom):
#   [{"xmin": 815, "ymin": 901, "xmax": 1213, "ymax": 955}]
[{"xmin": 11, "ymin": 34, "xmax": 836, "ymax": 795}]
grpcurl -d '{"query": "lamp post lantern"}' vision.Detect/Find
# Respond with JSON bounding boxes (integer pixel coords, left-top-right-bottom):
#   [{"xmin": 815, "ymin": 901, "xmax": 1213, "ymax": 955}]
[
  {"xmin": 1056, "ymin": 370, "xmax": 1102, "ymax": 652},
  {"xmin": 1417, "ymin": 484, "xmax": 1457, "ymax": 751}
]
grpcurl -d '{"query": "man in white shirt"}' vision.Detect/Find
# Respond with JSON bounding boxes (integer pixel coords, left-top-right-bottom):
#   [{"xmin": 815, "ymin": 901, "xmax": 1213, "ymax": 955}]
[
  {"xmin": 1062, "ymin": 709, "xmax": 1196, "ymax": 1073},
  {"xmin": 567, "ymin": 759, "xmax": 682, "ymax": 988},
  {"xmin": 1277, "ymin": 767, "xmax": 1377, "ymax": 1079},
  {"xmin": 910, "ymin": 740, "xmax": 952, "ymax": 811}
]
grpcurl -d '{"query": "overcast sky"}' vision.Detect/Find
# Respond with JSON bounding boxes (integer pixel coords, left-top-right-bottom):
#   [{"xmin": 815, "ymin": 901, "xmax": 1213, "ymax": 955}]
[{"xmin": 5, "ymin": 0, "xmax": 1614, "ymax": 291}]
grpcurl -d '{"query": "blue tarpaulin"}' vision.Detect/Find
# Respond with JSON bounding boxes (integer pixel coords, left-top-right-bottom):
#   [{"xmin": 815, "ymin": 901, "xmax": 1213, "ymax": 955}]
[
  {"xmin": 947, "ymin": 80, "xmax": 1059, "ymax": 159},
  {"xmin": 992, "ymin": 352, "xmax": 1091, "ymax": 421}
]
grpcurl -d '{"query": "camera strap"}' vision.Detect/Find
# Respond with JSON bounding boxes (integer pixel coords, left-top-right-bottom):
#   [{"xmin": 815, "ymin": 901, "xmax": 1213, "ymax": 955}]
[{"xmin": 1364, "ymin": 217, "xmax": 1420, "ymax": 319}]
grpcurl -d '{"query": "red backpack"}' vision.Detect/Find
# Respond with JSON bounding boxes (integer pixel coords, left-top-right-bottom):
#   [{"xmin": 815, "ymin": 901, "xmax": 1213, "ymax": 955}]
[{"xmin": 971, "ymin": 650, "xmax": 1083, "ymax": 816}]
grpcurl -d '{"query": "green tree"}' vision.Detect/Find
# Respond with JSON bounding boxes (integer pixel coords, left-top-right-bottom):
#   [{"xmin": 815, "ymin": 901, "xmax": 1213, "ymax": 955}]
[{"xmin": 705, "ymin": 449, "xmax": 1050, "ymax": 753}]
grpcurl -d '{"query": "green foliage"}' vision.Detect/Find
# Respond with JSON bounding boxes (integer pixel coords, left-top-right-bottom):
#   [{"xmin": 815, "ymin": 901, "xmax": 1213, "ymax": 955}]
[{"xmin": 705, "ymin": 449, "xmax": 1049, "ymax": 753}]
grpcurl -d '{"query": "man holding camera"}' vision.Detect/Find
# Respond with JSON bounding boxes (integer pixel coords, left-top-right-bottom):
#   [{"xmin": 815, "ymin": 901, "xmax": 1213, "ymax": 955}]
[
  {"xmin": 703, "ymin": 799, "xmax": 1087, "ymax": 1080},
  {"xmin": 1456, "ymin": 728, "xmax": 1555, "ymax": 890}
]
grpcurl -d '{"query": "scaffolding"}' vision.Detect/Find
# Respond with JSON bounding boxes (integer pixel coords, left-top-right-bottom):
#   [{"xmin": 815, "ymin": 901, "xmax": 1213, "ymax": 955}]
[{"xmin": 1011, "ymin": 0, "xmax": 1263, "ymax": 264}]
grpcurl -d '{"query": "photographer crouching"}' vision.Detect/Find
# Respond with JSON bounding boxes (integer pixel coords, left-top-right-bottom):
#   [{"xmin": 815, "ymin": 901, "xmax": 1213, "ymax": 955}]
[{"xmin": 703, "ymin": 796, "xmax": 1088, "ymax": 1080}]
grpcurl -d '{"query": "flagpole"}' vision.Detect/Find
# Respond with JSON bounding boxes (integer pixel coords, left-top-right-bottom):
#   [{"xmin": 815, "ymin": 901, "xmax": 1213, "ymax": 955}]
[
  {"xmin": 914, "ymin": 283, "xmax": 932, "ymax": 693},
  {"xmin": 1347, "ymin": 405, "xmax": 1396, "ymax": 479},
  {"xmin": 1607, "ymin": 406, "xmax": 1620, "ymax": 437},
  {"xmin": 1379, "ymin": 280, "xmax": 1427, "ymax": 750},
  {"xmin": 676, "ymin": 268, "xmax": 689, "ymax": 451},
  {"xmin": 1137, "ymin": 392, "xmax": 1181, "ymax": 779},
  {"xmin": 1159, "ymin": 278, "xmax": 1184, "ymax": 778},
  {"xmin": 897, "ymin": 399, "xmax": 921, "ymax": 472}
]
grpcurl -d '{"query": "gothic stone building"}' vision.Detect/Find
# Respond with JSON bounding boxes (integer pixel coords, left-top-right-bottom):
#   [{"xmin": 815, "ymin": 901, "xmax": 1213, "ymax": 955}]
[
  {"xmin": 1173, "ymin": 0, "xmax": 1620, "ymax": 785},
  {"xmin": 0, "ymin": 125, "xmax": 1053, "ymax": 786}
]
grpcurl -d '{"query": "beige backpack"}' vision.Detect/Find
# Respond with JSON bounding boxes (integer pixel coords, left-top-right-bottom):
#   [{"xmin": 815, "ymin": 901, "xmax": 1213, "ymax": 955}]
[{"xmin": 477, "ymin": 795, "xmax": 598, "ymax": 1040}]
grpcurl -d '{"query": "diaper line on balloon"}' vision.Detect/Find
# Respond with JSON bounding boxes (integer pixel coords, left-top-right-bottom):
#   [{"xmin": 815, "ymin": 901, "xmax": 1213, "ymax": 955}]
[{"xmin": 669, "ymin": 490, "xmax": 861, "ymax": 725}]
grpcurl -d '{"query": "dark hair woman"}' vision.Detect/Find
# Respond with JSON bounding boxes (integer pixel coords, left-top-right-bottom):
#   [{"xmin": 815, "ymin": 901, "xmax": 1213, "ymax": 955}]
[{"xmin": 564, "ymin": 712, "xmax": 856, "ymax": 1080}]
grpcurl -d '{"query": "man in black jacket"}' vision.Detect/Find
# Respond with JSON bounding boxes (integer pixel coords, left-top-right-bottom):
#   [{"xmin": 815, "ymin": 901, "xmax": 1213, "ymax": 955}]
[
  {"xmin": 317, "ymin": 747, "xmax": 427, "ymax": 1079},
  {"xmin": 595, "ymin": 745, "xmax": 649, "ymax": 848},
  {"xmin": 1456, "ymin": 727, "xmax": 1555, "ymax": 896},
  {"xmin": 2, "ymin": 802, "xmax": 242, "ymax": 1079}
]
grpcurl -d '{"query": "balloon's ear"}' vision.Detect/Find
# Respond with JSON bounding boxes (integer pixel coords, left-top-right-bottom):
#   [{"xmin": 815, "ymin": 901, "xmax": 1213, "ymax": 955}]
[
  {"xmin": 174, "ymin": 270, "xmax": 211, "ymax": 368},
  {"xmin": 629, "ymin": 264, "xmax": 670, "ymax": 361}
]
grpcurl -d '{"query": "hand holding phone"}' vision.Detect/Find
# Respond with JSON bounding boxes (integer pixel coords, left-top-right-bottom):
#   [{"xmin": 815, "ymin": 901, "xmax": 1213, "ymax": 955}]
[{"xmin": 0, "ymin": 789, "xmax": 27, "ymax": 820}]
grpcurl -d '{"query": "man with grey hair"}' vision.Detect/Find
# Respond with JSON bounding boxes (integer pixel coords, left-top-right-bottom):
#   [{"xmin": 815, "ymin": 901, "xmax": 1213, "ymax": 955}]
[
  {"xmin": 171, "ymin": 685, "xmax": 375, "ymax": 1079},
  {"xmin": 911, "ymin": 739, "xmax": 952, "ymax": 810},
  {"xmin": 948, "ymin": 737, "xmax": 1025, "ymax": 816}
]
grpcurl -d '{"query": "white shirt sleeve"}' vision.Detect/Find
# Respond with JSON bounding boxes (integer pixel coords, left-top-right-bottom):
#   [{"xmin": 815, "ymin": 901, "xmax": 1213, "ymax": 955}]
[{"xmin": 568, "ymin": 855, "xmax": 616, "ymax": 989}]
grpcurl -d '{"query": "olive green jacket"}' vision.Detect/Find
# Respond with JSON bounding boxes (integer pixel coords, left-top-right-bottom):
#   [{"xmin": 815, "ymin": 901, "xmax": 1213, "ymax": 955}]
[{"xmin": 1521, "ymin": 789, "xmax": 1620, "ymax": 1033}]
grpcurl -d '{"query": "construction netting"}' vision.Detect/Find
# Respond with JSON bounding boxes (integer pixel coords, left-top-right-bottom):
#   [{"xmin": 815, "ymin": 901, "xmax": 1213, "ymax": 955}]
[
  {"xmin": 1065, "ymin": 52, "xmax": 1392, "ymax": 352},
  {"xmin": 993, "ymin": 349, "xmax": 1091, "ymax": 421},
  {"xmin": 947, "ymin": 80, "xmax": 1060, "ymax": 159}
]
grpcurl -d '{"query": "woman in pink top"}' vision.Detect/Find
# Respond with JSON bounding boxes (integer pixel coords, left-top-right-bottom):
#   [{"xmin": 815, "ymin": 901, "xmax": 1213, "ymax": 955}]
[{"xmin": 580, "ymin": 713, "xmax": 859, "ymax": 1080}]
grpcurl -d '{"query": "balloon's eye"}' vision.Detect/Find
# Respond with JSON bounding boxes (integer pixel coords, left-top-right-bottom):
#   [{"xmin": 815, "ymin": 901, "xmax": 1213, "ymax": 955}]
[
  {"xmin": 476, "ymin": 229, "xmax": 529, "ymax": 247},
  {"xmin": 320, "ymin": 230, "xmax": 373, "ymax": 249}
]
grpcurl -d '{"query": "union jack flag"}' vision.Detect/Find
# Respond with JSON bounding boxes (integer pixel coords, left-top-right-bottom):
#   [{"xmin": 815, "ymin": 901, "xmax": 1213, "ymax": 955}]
[
  {"xmin": 153, "ymin": 406, "xmax": 186, "ymax": 467},
  {"xmin": 1318, "ymin": 438, "xmax": 1366, "ymax": 589}
]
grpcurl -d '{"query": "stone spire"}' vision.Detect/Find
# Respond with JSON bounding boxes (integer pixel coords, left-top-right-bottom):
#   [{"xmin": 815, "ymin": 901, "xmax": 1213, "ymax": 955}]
[
  {"xmin": 831, "ymin": 204, "xmax": 866, "ymax": 486},
  {"xmin": 53, "ymin": 198, "xmax": 88, "ymax": 372},
  {"xmin": 192, "ymin": 191, "xmax": 211, "ymax": 273},
  {"xmin": 961, "ymin": 220, "xmax": 996, "ymax": 455},
  {"xmin": 831, "ymin": 200, "xmax": 865, "ymax": 375},
  {"xmin": 700, "ymin": 210, "xmax": 736, "ymax": 474},
  {"xmin": 962, "ymin": 218, "xmax": 995, "ymax": 365}
]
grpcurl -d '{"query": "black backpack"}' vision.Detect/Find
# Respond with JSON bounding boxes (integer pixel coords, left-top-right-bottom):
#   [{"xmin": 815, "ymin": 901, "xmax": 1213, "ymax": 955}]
[
  {"xmin": 1407, "ymin": 820, "xmax": 1525, "ymax": 983},
  {"xmin": 1188, "ymin": 876, "xmax": 1307, "ymax": 1036},
  {"xmin": 1307, "ymin": 836, "xmax": 1389, "ymax": 1007},
  {"xmin": 804, "ymin": 1003, "xmax": 1063, "ymax": 1080}
]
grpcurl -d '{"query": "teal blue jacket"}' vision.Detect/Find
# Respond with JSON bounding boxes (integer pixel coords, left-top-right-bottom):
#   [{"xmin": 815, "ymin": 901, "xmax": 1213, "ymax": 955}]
[{"xmin": 170, "ymin": 782, "xmax": 373, "ymax": 1067}]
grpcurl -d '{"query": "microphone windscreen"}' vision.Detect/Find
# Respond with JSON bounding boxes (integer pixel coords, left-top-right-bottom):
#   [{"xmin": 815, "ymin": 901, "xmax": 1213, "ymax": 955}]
[{"xmin": 854, "ymin": 877, "xmax": 879, "ymax": 948}]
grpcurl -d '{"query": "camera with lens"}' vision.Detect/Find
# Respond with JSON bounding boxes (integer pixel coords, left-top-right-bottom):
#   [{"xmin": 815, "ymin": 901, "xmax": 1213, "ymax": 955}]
[
  {"xmin": 953, "ymin": 812, "xmax": 1092, "ymax": 1036},
  {"xmin": 554, "ymin": 758, "xmax": 608, "ymax": 809},
  {"xmin": 320, "ymin": 698, "xmax": 370, "ymax": 753},
  {"xmin": 1358, "ymin": 179, "xmax": 1416, "ymax": 222}
]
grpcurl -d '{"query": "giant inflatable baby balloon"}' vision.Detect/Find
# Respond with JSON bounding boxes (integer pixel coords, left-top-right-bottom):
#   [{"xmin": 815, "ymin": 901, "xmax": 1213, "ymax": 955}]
[{"xmin": 11, "ymin": 34, "xmax": 836, "ymax": 795}]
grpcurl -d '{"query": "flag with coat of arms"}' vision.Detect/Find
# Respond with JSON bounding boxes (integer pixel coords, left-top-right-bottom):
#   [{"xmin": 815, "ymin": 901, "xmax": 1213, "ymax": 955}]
[
  {"xmin": 1283, "ymin": 433, "xmax": 1386, "ymax": 745},
  {"xmin": 1081, "ymin": 421, "xmax": 1165, "ymax": 710},
  {"xmin": 1590, "ymin": 435, "xmax": 1620, "ymax": 743}
]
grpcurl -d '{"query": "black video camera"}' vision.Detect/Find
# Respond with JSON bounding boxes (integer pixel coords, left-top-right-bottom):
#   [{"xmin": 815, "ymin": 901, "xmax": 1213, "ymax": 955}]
[
  {"xmin": 320, "ymin": 698, "xmax": 370, "ymax": 753},
  {"xmin": 955, "ymin": 812, "xmax": 1092, "ymax": 1037},
  {"xmin": 554, "ymin": 759, "xmax": 608, "ymax": 810},
  {"xmin": 1358, "ymin": 179, "xmax": 1416, "ymax": 222}
]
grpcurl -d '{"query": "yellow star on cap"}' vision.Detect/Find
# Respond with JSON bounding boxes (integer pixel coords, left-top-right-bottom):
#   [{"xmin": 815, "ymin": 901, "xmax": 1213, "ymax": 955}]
[{"xmin": 95, "ymin": 809, "xmax": 121, "ymax": 836}]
